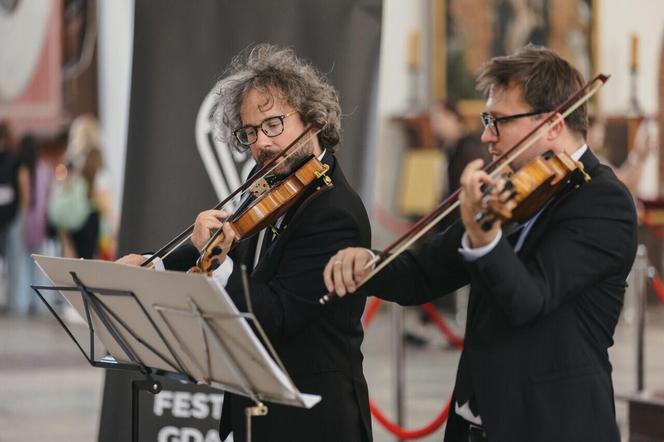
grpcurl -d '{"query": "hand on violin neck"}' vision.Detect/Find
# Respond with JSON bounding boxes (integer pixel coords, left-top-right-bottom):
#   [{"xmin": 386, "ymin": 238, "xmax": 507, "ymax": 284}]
[
  {"xmin": 192, "ymin": 209, "xmax": 230, "ymax": 250},
  {"xmin": 459, "ymin": 159, "xmax": 502, "ymax": 248},
  {"xmin": 196, "ymin": 221, "xmax": 235, "ymax": 272}
]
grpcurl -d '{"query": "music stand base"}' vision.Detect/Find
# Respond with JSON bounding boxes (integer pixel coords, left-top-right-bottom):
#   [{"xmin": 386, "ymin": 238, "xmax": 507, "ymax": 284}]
[
  {"xmin": 245, "ymin": 402, "xmax": 268, "ymax": 442},
  {"xmin": 132, "ymin": 375, "xmax": 162, "ymax": 442}
]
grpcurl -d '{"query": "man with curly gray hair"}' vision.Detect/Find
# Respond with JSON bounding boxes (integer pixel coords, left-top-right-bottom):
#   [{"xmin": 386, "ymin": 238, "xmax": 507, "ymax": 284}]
[
  {"xmin": 214, "ymin": 44, "xmax": 342, "ymax": 158},
  {"xmin": 171, "ymin": 44, "xmax": 371, "ymax": 441}
]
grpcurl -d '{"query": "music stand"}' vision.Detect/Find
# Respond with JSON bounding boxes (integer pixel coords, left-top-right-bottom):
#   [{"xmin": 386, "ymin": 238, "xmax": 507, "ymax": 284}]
[{"xmin": 32, "ymin": 255, "xmax": 320, "ymax": 442}]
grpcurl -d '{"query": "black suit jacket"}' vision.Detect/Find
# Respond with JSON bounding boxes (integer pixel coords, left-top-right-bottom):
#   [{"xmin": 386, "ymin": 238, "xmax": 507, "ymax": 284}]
[
  {"xmin": 165, "ymin": 152, "xmax": 372, "ymax": 442},
  {"xmin": 365, "ymin": 149, "xmax": 637, "ymax": 442}
]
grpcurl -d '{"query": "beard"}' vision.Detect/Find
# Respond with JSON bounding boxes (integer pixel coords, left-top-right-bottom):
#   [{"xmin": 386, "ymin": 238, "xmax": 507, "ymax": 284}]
[{"xmin": 257, "ymin": 137, "xmax": 315, "ymax": 176}]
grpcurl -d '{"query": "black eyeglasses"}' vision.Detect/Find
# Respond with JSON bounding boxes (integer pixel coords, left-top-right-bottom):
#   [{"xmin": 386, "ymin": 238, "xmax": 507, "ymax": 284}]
[
  {"xmin": 480, "ymin": 110, "xmax": 548, "ymax": 137},
  {"xmin": 234, "ymin": 111, "xmax": 298, "ymax": 147}
]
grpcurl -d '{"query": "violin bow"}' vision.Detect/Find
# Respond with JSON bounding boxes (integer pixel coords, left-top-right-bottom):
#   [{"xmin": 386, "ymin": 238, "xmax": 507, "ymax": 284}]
[
  {"xmin": 319, "ymin": 74, "xmax": 609, "ymax": 304},
  {"xmin": 142, "ymin": 124, "xmax": 323, "ymax": 267}
]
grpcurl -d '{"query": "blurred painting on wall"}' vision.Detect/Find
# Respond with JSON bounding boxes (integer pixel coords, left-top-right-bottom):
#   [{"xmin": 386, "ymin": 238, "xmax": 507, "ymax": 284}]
[{"xmin": 433, "ymin": 0, "xmax": 596, "ymax": 106}]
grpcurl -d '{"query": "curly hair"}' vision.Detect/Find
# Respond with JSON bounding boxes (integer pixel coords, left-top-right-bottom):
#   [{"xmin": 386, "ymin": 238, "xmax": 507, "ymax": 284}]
[
  {"xmin": 476, "ymin": 44, "xmax": 588, "ymax": 138},
  {"xmin": 213, "ymin": 43, "xmax": 342, "ymax": 152}
]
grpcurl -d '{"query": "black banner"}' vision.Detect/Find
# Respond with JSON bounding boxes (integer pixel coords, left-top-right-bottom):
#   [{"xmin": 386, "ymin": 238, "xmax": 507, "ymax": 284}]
[
  {"xmin": 119, "ymin": 0, "xmax": 382, "ymax": 253},
  {"xmin": 102, "ymin": 1, "xmax": 381, "ymax": 441}
]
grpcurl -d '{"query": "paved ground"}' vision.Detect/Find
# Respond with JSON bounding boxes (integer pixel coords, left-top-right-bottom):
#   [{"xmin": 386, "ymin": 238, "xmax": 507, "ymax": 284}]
[{"xmin": 0, "ymin": 298, "xmax": 662, "ymax": 442}]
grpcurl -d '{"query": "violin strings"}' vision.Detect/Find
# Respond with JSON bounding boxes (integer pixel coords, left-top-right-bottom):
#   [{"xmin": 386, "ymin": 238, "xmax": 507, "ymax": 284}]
[
  {"xmin": 197, "ymin": 128, "xmax": 324, "ymax": 258},
  {"xmin": 144, "ymin": 125, "xmax": 324, "ymax": 268},
  {"xmin": 160, "ymin": 234, "xmax": 197, "ymax": 263}
]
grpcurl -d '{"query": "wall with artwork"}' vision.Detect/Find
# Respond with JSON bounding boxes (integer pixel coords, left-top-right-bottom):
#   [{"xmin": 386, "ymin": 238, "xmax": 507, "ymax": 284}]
[
  {"xmin": 432, "ymin": 0, "xmax": 596, "ymax": 116},
  {"xmin": 371, "ymin": 0, "xmax": 664, "ymax": 246}
]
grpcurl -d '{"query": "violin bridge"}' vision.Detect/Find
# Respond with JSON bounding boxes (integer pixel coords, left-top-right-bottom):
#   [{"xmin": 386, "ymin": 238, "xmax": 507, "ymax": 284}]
[
  {"xmin": 248, "ymin": 178, "xmax": 271, "ymax": 197},
  {"xmin": 314, "ymin": 164, "xmax": 333, "ymax": 187}
]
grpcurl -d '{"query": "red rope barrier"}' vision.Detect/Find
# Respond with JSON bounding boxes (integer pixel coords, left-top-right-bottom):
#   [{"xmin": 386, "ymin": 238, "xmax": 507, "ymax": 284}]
[
  {"xmin": 369, "ymin": 398, "xmax": 452, "ymax": 440},
  {"xmin": 362, "ymin": 297, "xmax": 383, "ymax": 327},
  {"xmin": 621, "ymin": 217, "xmax": 664, "ymax": 303},
  {"xmin": 362, "ymin": 298, "xmax": 462, "ymax": 439},
  {"xmin": 650, "ymin": 274, "xmax": 664, "ymax": 304}
]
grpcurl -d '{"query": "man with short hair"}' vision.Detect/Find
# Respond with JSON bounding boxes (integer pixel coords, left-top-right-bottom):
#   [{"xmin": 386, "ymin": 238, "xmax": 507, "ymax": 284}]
[{"xmin": 325, "ymin": 45, "xmax": 637, "ymax": 442}]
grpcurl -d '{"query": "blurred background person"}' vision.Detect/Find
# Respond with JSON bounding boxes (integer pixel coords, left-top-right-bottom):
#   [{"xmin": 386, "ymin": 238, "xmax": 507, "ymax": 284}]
[
  {"xmin": 0, "ymin": 121, "xmax": 18, "ymax": 309},
  {"xmin": 430, "ymin": 100, "xmax": 492, "ymax": 199},
  {"xmin": 402, "ymin": 101, "xmax": 492, "ymax": 348},
  {"xmin": 587, "ymin": 115, "xmax": 658, "ymax": 198},
  {"xmin": 5, "ymin": 134, "xmax": 54, "ymax": 315},
  {"xmin": 48, "ymin": 114, "xmax": 115, "ymax": 260}
]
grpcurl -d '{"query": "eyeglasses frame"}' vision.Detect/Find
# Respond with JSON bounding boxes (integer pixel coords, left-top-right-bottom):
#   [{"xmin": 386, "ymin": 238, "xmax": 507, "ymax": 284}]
[
  {"xmin": 233, "ymin": 111, "xmax": 299, "ymax": 147},
  {"xmin": 480, "ymin": 110, "xmax": 549, "ymax": 137}
]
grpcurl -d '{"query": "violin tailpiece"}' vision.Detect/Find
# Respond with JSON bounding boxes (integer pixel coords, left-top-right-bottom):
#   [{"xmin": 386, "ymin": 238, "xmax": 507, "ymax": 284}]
[{"xmin": 248, "ymin": 178, "xmax": 271, "ymax": 197}]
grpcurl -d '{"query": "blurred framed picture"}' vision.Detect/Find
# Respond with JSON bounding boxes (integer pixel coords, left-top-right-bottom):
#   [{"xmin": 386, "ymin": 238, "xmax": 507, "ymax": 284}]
[{"xmin": 431, "ymin": 0, "xmax": 598, "ymax": 114}]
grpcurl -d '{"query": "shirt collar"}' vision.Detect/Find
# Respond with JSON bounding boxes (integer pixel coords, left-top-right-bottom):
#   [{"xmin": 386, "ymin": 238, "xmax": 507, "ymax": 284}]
[{"xmin": 570, "ymin": 144, "xmax": 588, "ymax": 161}]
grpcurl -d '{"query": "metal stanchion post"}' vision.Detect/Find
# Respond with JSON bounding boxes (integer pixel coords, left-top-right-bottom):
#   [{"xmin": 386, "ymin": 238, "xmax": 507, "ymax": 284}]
[
  {"xmin": 631, "ymin": 244, "xmax": 648, "ymax": 392},
  {"xmin": 392, "ymin": 303, "xmax": 405, "ymax": 442},
  {"xmin": 624, "ymin": 260, "xmax": 638, "ymax": 326}
]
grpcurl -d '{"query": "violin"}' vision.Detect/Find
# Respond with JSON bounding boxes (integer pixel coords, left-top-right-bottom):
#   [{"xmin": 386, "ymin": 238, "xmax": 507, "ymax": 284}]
[
  {"xmin": 192, "ymin": 155, "xmax": 332, "ymax": 274},
  {"xmin": 140, "ymin": 126, "xmax": 322, "ymax": 269},
  {"xmin": 475, "ymin": 150, "xmax": 590, "ymax": 231},
  {"xmin": 319, "ymin": 73, "xmax": 610, "ymax": 304}
]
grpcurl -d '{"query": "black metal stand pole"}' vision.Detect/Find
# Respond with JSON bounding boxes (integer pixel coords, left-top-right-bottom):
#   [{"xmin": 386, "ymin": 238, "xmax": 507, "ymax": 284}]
[
  {"xmin": 131, "ymin": 376, "xmax": 162, "ymax": 442},
  {"xmin": 244, "ymin": 402, "xmax": 268, "ymax": 442}
]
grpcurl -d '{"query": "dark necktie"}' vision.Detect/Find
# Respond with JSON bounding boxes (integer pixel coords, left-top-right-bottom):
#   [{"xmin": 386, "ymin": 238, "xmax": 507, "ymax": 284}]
[{"xmin": 506, "ymin": 223, "xmax": 525, "ymax": 248}]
